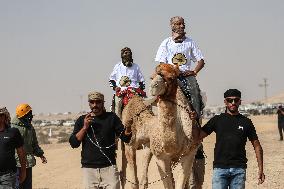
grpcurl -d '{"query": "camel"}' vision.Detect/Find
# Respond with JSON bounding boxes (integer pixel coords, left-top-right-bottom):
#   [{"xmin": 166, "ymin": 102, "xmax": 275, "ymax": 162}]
[
  {"xmin": 121, "ymin": 63, "xmax": 199, "ymax": 189},
  {"xmin": 120, "ymin": 95, "xmax": 156, "ymax": 189}
]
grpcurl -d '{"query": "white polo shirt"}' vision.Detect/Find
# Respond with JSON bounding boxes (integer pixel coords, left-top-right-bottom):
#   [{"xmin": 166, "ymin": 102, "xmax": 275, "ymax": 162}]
[
  {"xmin": 155, "ymin": 37, "xmax": 204, "ymax": 73},
  {"xmin": 109, "ymin": 62, "xmax": 145, "ymax": 91}
]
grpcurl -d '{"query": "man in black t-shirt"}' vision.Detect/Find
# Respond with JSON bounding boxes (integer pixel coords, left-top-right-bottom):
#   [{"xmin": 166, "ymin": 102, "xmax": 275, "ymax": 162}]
[
  {"xmin": 190, "ymin": 89, "xmax": 265, "ymax": 189},
  {"xmin": 0, "ymin": 107, "xmax": 26, "ymax": 188},
  {"xmin": 69, "ymin": 91, "xmax": 132, "ymax": 189},
  {"xmin": 277, "ymin": 105, "xmax": 284, "ymax": 141}
]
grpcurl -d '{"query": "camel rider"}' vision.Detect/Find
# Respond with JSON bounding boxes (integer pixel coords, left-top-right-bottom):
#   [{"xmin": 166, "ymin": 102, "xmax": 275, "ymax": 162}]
[
  {"xmin": 109, "ymin": 47, "xmax": 146, "ymax": 118},
  {"xmin": 11, "ymin": 104, "xmax": 47, "ymax": 189},
  {"xmin": 155, "ymin": 16, "xmax": 205, "ymax": 117}
]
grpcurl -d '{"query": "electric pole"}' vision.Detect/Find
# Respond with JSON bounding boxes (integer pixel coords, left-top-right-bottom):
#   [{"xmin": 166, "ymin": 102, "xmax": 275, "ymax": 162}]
[{"xmin": 259, "ymin": 78, "xmax": 269, "ymax": 102}]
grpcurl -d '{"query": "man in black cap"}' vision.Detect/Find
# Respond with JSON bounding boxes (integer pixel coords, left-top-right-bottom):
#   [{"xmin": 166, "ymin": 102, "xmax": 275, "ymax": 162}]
[{"xmin": 190, "ymin": 89, "xmax": 265, "ymax": 189}]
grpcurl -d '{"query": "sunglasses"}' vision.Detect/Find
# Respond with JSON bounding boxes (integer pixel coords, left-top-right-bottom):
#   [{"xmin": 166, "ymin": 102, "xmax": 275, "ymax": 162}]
[{"xmin": 226, "ymin": 98, "xmax": 240, "ymax": 103}]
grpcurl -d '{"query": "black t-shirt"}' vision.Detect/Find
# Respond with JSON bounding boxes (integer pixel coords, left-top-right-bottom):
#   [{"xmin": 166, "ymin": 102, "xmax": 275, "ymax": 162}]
[
  {"xmin": 69, "ymin": 112, "xmax": 132, "ymax": 168},
  {"xmin": 202, "ymin": 113, "xmax": 258, "ymax": 168},
  {"xmin": 277, "ymin": 108, "xmax": 284, "ymax": 124},
  {"xmin": 0, "ymin": 127, "xmax": 23, "ymax": 172}
]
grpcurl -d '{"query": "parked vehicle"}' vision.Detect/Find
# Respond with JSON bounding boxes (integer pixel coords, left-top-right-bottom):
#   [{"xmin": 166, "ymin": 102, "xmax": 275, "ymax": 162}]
[
  {"xmin": 63, "ymin": 120, "xmax": 75, "ymax": 126},
  {"xmin": 39, "ymin": 120, "xmax": 51, "ymax": 127}
]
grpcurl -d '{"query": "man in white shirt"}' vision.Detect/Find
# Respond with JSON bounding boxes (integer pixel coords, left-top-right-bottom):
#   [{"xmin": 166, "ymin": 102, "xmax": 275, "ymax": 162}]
[
  {"xmin": 155, "ymin": 16, "xmax": 205, "ymax": 116},
  {"xmin": 109, "ymin": 47, "xmax": 146, "ymax": 118},
  {"xmin": 155, "ymin": 16, "xmax": 206, "ymax": 189}
]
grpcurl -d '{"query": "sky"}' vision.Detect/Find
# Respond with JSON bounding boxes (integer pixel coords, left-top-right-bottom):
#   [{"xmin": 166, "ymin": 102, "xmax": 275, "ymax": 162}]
[{"xmin": 0, "ymin": 0, "xmax": 283, "ymax": 115}]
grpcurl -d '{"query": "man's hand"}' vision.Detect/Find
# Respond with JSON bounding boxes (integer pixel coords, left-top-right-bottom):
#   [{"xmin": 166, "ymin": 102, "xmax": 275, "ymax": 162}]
[
  {"xmin": 83, "ymin": 113, "xmax": 93, "ymax": 130},
  {"xmin": 189, "ymin": 111, "xmax": 197, "ymax": 120},
  {"xmin": 182, "ymin": 70, "xmax": 196, "ymax": 77},
  {"xmin": 124, "ymin": 126, "xmax": 132, "ymax": 136},
  {"xmin": 258, "ymin": 172, "xmax": 265, "ymax": 184},
  {"xmin": 41, "ymin": 156, "xmax": 47, "ymax": 164}
]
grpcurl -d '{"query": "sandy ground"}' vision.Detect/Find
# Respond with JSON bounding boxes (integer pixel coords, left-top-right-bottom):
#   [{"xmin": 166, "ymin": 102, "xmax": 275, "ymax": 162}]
[{"xmin": 33, "ymin": 115, "xmax": 284, "ymax": 189}]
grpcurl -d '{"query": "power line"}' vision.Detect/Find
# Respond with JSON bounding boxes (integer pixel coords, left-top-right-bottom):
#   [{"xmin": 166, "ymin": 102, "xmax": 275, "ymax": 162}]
[{"xmin": 258, "ymin": 78, "xmax": 269, "ymax": 102}]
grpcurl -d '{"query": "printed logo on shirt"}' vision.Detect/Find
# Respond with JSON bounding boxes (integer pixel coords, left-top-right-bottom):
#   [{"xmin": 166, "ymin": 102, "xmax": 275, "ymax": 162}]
[
  {"xmin": 238, "ymin": 125, "xmax": 244, "ymax": 131},
  {"xmin": 119, "ymin": 76, "xmax": 131, "ymax": 87},
  {"xmin": 172, "ymin": 53, "xmax": 187, "ymax": 66}
]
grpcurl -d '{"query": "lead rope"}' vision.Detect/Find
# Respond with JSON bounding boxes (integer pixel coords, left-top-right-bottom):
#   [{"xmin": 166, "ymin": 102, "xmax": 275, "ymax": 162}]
[{"xmin": 86, "ymin": 121, "xmax": 187, "ymax": 186}]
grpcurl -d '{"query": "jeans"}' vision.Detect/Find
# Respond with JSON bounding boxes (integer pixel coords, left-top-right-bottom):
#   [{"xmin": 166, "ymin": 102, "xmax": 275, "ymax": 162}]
[
  {"xmin": 212, "ymin": 168, "xmax": 246, "ymax": 189},
  {"xmin": 0, "ymin": 171, "xmax": 16, "ymax": 189}
]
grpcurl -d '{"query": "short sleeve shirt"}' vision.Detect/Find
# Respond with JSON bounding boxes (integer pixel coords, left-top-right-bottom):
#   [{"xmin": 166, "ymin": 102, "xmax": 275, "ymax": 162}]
[
  {"xmin": 155, "ymin": 37, "xmax": 204, "ymax": 72},
  {"xmin": 109, "ymin": 62, "xmax": 145, "ymax": 91},
  {"xmin": 202, "ymin": 113, "xmax": 258, "ymax": 168},
  {"xmin": 0, "ymin": 127, "xmax": 23, "ymax": 172}
]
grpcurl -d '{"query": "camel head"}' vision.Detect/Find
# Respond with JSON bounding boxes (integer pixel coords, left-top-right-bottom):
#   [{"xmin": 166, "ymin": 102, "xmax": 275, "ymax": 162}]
[{"xmin": 150, "ymin": 63, "xmax": 180, "ymax": 98}]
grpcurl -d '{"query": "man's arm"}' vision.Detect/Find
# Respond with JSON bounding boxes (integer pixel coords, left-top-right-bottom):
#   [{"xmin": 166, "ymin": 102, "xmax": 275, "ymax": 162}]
[
  {"xmin": 251, "ymin": 139, "xmax": 265, "ymax": 184},
  {"xmin": 192, "ymin": 120, "xmax": 208, "ymax": 144},
  {"xmin": 16, "ymin": 146, "xmax": 26, "ymax": 184},
  {"xmin": 69, "ymin": 115, "xmax": 91, "ymax": 148},
  {"xmin": 75, "ymin": 114, "xmax": 92, "ymax": 142},
  {"xmin": 189, "ymin": 111, "xmax": 208, "ymax": 143},
  {"xmin": 193, "ymin": 59, "xmax": 205, "ymax": 74}
]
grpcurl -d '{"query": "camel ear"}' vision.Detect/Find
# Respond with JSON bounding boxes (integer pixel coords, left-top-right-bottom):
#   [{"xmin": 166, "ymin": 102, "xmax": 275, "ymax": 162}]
[{"xmin": 150, "ymin": 73, "xmax": 157, "ymax": 80}]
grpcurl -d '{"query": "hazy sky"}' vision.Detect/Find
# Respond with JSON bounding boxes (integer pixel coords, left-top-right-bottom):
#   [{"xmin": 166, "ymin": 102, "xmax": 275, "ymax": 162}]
[{"xmin": 1, "ymin": 0, "xmax": 283, "ymax": 114}]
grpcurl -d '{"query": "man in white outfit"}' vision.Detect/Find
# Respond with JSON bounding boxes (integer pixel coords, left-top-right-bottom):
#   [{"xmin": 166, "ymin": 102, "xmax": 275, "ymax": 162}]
[{"xmin": 109, "ymin": 47, "xmax": 146, "ymax": 118}]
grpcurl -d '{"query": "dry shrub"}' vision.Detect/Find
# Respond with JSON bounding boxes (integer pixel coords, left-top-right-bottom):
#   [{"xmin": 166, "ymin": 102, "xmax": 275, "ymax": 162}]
[
  {"xmin": 37, "ymin": 131, "xmax": 51, "ymax": 144},
  {"xmin": 57, "ymin": 131, "xmax": 70, "ymax": 143}
]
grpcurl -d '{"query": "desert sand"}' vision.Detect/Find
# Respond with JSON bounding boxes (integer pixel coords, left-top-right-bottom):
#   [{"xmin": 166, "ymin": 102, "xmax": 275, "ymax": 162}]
[{"xmin": 33, "ymin": 115, "xmax": 283, "ymax": 189}]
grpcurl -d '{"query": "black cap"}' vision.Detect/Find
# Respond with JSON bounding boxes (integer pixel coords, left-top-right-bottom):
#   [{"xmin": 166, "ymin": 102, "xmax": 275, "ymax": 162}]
[{"xmin": 224, "ymin": 89, "xmax": 241, "ymax": 98}]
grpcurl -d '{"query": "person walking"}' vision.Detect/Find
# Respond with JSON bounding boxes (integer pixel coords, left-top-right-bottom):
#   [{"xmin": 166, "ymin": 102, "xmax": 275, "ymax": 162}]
[
  {"xmin": 11, "ymin": 104, "xmax": 47, "ymax": 189},
  {"xmin": 190, "ymin": 89, "xmax": 265, "ymax": 189},
  {"xmin": 69, "ymin": 91, "xmax": 132, "ymax": 189},
  {"xmin": 0, "ymin": 106, "xmax": 26, "ymax": 188},
  {"xmin": 277, "ymin": 105, "xmax": 284, "ymax": 141}
]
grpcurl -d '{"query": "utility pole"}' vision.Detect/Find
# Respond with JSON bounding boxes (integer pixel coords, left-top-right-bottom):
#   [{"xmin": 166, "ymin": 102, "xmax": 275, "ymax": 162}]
[{"xmin": 259, "ymin": 78, "xmax": 269, "ymax": 102}]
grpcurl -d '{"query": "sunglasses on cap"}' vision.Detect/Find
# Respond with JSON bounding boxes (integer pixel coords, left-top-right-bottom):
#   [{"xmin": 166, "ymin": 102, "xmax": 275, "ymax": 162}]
[{"xmin": 226, "ymin": 98, "xmax": 240, "ymax": 103}]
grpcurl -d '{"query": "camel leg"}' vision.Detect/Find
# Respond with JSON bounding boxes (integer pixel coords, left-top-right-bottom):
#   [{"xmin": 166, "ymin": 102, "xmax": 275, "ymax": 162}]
[
  {"xmin": 125, "ymin": 145, "xmax": 139, "ymax": 189},
  {"xmin": 175, "ymin": 150, "xmax": 197, "ymax": 189},
  {"xmin": 156, "ymin": 158, "xmax": 174, "ymax": 189},
  {"xmin": 140, "ymin": 147, "xmax": 153, "ymax": 189}
]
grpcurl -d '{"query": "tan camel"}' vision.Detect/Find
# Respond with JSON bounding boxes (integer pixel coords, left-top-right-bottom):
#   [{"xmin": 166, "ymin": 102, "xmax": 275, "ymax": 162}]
[
  {"xmin": 121, "ymin": 63, "xmax": 199, "ymax": 189},
  {"xmin": 120, "ymin": 96, "xmax": 157, "ymax": 189}
]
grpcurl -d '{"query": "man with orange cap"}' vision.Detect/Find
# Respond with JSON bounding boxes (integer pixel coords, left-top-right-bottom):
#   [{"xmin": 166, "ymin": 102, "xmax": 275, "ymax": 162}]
[{"xmin": 11, "ymin": 104, "xmax": 47, "ymax": 189}]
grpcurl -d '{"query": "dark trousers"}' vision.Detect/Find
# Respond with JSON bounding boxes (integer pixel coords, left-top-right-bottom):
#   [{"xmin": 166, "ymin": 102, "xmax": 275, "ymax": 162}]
[
  {"xmin": 177, "ymin": 76, "xmax": 204, "ymax": 116},
  {"xmin": 16, "ymin": 167, "xmax": 32, "ymax": 189},
  {"xmin": 278, "ymin": 122, "xmax": 284, "ymax": 140}
]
